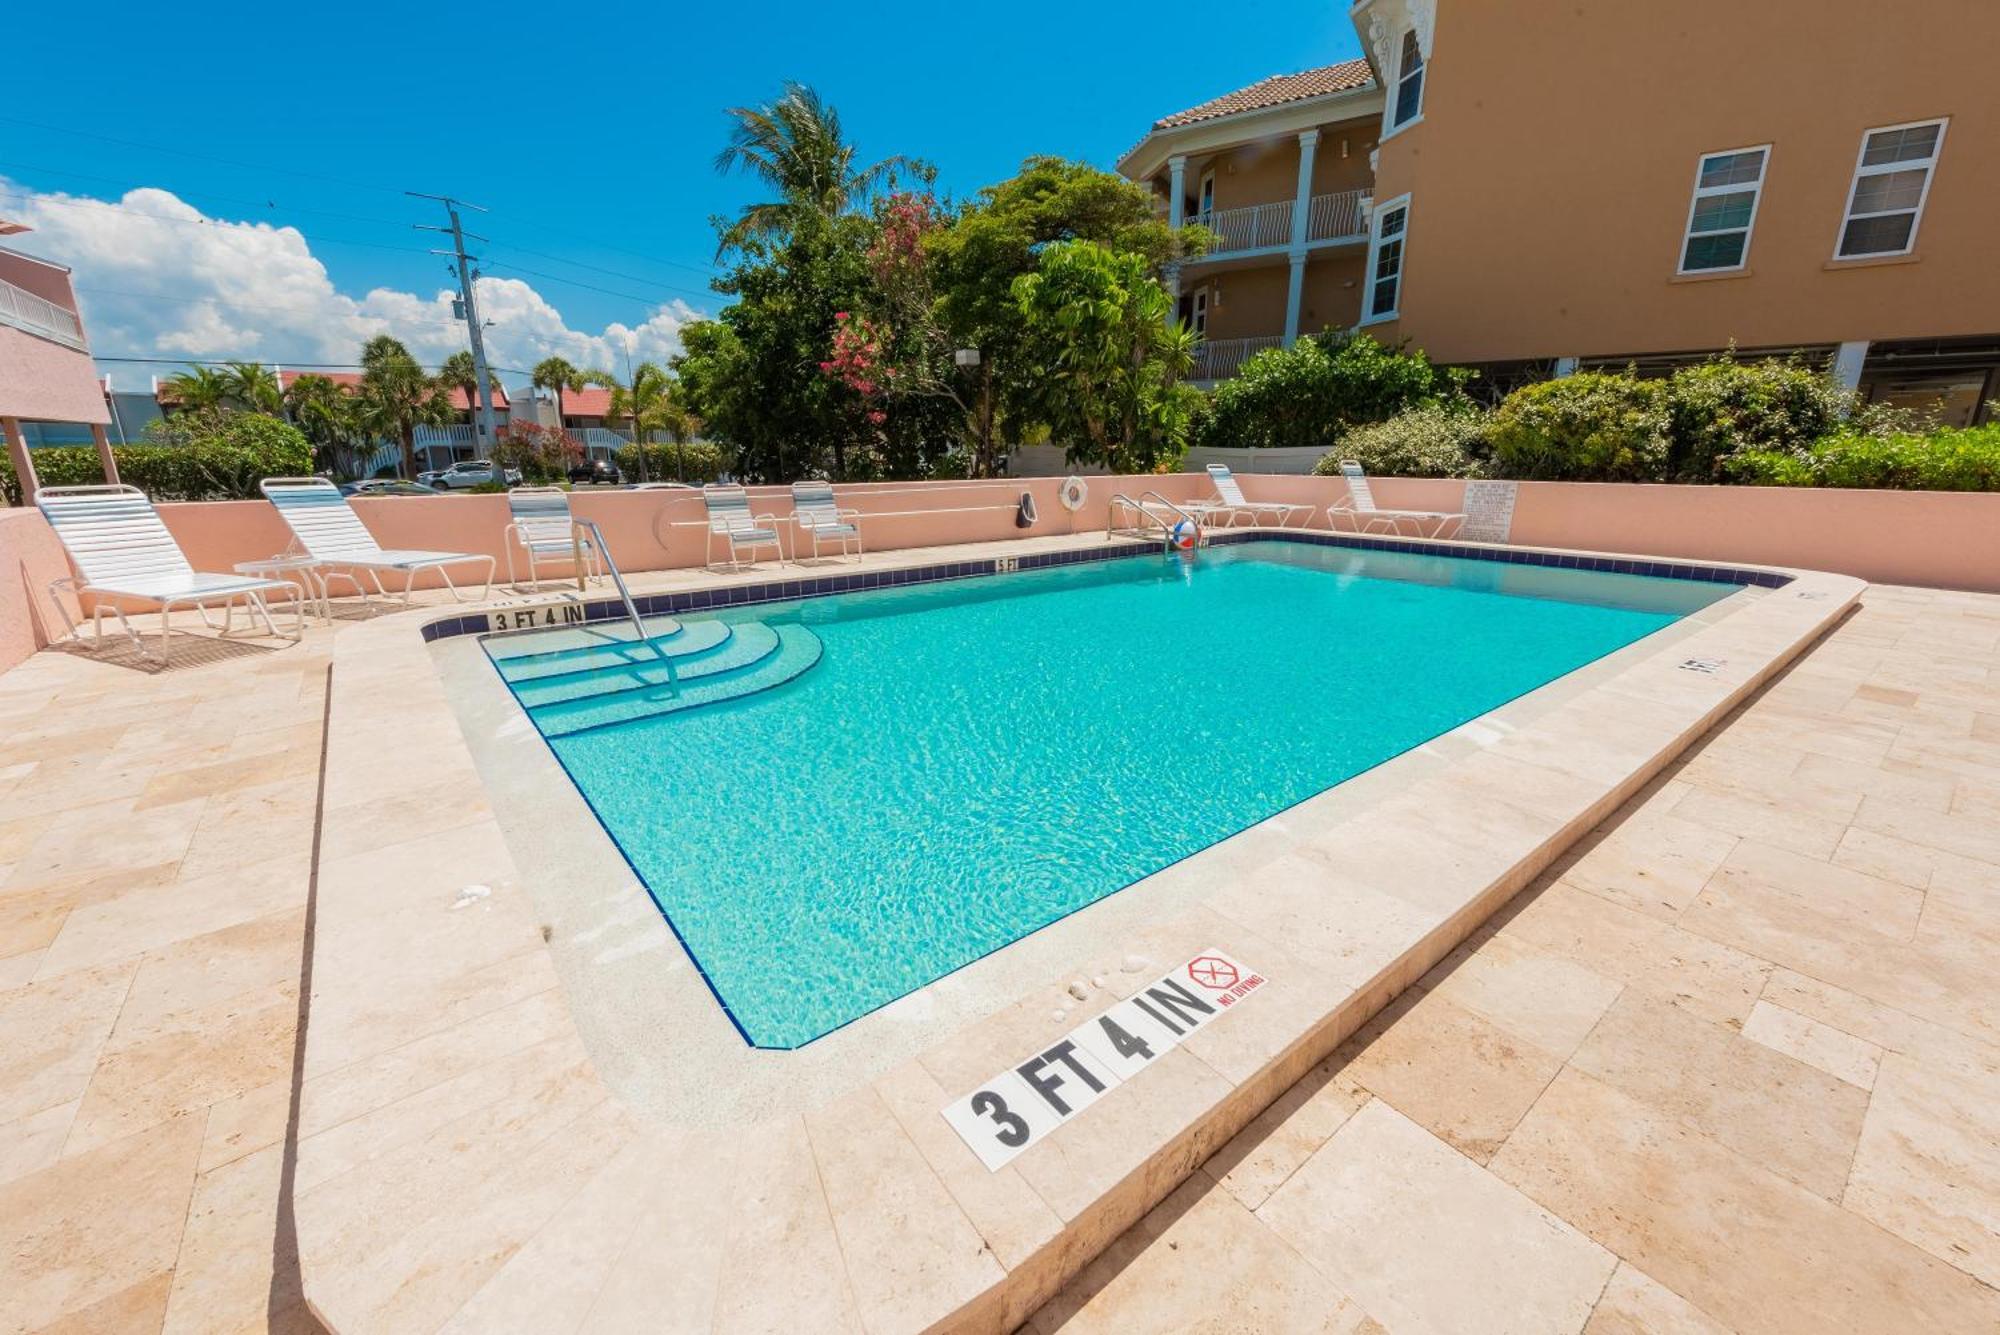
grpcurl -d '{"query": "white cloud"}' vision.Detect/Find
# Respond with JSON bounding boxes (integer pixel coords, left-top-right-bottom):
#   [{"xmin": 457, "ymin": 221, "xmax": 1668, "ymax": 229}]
[{"xmin": 0, "ymin": 178, "xmax": 706, "ymax": 385}]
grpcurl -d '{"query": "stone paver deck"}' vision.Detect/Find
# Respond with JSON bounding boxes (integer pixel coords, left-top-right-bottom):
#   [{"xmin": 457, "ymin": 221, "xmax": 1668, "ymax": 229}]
[{"xmin": 1, "ymin": 560, "xmax": 1996, "ymax": 1334}]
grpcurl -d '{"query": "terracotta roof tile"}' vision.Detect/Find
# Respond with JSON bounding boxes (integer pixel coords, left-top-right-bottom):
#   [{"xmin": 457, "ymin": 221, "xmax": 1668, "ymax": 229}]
[
  {"xmin": 560, "ymin": 386, "xmax": 614, "ymax": 419},
  {"xmin": 1153, "ymin": 59, "xmax": 1375, "ymax": 130}
]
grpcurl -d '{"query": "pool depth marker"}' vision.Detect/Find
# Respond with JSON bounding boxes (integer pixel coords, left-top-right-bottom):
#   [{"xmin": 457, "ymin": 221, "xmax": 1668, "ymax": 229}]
[{"xmin": 941, "ymin": 949, "xmax": 1267, "ymax": 1172}]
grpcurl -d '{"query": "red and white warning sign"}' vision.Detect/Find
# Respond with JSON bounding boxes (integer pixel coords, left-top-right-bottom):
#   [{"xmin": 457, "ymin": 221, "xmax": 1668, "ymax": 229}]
[{"xmin": 941, "ymin": 948, "xmax": 1267, "ymax": 1171}]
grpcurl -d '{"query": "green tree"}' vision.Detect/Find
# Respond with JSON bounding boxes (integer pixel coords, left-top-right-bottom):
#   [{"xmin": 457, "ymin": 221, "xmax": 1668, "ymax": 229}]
[
  {"xmin": 1010, "ymin": 240, "xmax": 1200, "ymax": 474},
  {"xmin": 574, "ymin": 362, "xmax": 699, "ymax": 481},
  {"xmin": 356, "ymin": 335, "xmax": 452, "ymax": 478},
  {"xmin": 162, "ymin": 365, "xmax": 234, "ymax": 413},
  {"xmin": 531, "ymin": 356, "xmax": 585, "ymax": 415},
  {"xmin": 222, "ymin": 361, "xmax": 284, "ymax": 415},
  {"xmin": 713, "ymin": 81, "xmax": 924, "ymax": 257},
  {"xmin": 282, "ymin": 373, "xmax": 372, "ymax": 477}
]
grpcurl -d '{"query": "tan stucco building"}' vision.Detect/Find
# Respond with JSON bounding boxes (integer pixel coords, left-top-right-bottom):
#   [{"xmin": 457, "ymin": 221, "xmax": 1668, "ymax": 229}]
[
  {"xmin": 0, "ymin": 222, "xmax": 118, "ymax": 500},
  {"xmin": 1123, "ymin": 0, "xmax": 1999, "ymax": 423}
]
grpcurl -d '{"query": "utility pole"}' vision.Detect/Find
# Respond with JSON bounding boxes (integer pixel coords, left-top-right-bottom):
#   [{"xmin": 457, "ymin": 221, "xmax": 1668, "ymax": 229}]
[{"xmin": 408, "ymin": 192, "xmax": 498, "ymax": 455}]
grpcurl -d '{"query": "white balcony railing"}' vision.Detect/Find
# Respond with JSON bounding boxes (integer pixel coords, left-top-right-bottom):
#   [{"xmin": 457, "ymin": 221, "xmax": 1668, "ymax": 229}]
[
  {"xmin": 1307, "ymin": 189, "xmax": 1369, "ymax": 242},
  {"xmin": 1192, "ymin": 335, "xmax": 1285, "ymax": 381},
  {"xmin": 1192, "ymin": 189, "xmax": 1370, "ymax": 257},
  {"xmin": 0, "ymin": 275, "xmax": 87, "ymax": 351},
  {"xmin": 1193, "ymin": 200, "xmax": 1294, "ymax": 253}
]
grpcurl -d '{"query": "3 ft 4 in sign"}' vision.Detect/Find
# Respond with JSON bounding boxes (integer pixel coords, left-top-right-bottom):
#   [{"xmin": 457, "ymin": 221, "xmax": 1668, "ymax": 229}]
[
  {"xmin": 940, "ymin": 949, "xmax": 1267, "ymax": 1171},
  {"xmin": 488, "ymin": 602, "xmax": 587, "ymax": 633}
]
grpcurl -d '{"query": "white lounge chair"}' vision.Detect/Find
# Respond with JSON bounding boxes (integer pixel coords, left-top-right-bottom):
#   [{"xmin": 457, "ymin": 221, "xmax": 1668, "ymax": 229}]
[
  {"xmin": 504, "ymin": 485, "xmax": 601, "ymax": 590},
  {"xmin": 1327, "ymin": 461, "xmax": 1464, "ymax": 538},
  {"xmin": 36, "ymin": 484, "xmax": 303, "ymax": 662},
  {"xmin": 702, "ymin": 484, "xmax": 784, "ymax": 571},
  {"xmin": 1191, "ymin": 463, "xmax": 1314, "ymax": 529},
  {"xmin": 260, "ymin": 476, "xmax": 495, "ymax": 605},
  {"xmin": 790, "ymin": 480, "xmax": 862, "ymax": 562}
]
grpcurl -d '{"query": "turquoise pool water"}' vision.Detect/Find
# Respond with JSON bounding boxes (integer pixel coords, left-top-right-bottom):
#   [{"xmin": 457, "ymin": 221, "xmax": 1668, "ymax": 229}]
[{"xmin": 490, "ymin": 542, "xmax": 1731, "ymax": 1048}]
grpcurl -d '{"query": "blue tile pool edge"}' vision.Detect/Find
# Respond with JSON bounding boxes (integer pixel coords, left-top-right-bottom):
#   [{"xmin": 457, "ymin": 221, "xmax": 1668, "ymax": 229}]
[{"xmin": 420, "ymin": 532, "xmax": 1793, "ymax": 644}]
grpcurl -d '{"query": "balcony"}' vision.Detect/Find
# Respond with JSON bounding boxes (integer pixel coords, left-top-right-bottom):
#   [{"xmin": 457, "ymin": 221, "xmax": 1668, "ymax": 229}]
[
  {"xmin": 0, "ymin": 274, "xmax": 86, "ymax": 351},
  {"xmin": 1192, "ymin": 335, "xmax": 1284, "ymax": 382},
  {"xmin": 1192, "ymin": 189, "xmax": 1369, "ymax": 258}
]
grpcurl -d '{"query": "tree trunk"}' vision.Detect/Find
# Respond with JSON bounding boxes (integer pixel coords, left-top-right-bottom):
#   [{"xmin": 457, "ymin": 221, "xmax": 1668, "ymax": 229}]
[
  {"xmin": 631, "ymin": 412, "xmax": 650, "ymax": 483},
  {"xmin": 400, "ymin": 426, "xmax": 417, "ymax": 479}
]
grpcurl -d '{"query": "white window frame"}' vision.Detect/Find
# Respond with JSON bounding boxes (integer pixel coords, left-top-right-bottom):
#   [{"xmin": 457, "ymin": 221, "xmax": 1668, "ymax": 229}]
[
  {"xmin": 1190, "ymin": 286, "xmax": 1209, "ymax": 337},
  {"xmin": 1386, "ymin": 27, "xmax": 1426, "ymax": 135},
  {"xmin": 1196, "ymin": 170, "xmax": 1216, "ymax": 222},
  {"xmin": 1676, "ymin": 143, "xmax": 1771, "ymax": 276},
  {"xmin": 1834, "ymin": 117, "xmax": 1948, "ymax": 261},
  {"xmin": 1360, "ymin": 193, "xmax": 1410, "ymax": 325}
]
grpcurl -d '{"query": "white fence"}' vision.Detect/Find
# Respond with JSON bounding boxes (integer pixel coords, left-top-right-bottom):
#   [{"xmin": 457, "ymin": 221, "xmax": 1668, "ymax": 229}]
[
  {"xmin": 1183, "ymin": 446, "xmax": 1329, "ymax": 476},
  {"xmin": 1193, "ymin": 335, "xmax": 1284, "ymax": 382},
  {"xmin": 0, "ymin": 275, "xmax": 86, "ymax": 351}
]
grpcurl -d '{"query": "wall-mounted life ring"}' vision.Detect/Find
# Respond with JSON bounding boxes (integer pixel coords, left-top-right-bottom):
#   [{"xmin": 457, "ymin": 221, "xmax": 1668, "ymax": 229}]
[{"xmin": 1057, "ymin": 475, "xmax": 1088, "ymax": 512}]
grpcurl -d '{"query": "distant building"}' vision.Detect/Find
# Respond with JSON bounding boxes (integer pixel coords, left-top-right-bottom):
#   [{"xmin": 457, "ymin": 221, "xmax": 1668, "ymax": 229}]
[{"xmin": 0, "ymin": 220, "xmax": 119, "ymax": 499}]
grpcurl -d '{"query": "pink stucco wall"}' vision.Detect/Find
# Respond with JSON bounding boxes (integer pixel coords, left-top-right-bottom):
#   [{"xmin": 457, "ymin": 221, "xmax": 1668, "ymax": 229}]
[
  {"xmin": 0, "ymin": 326, "xmax": 110, "ymax": 425},
  {"xmin": 6, "ymin": 473, "xmax": 2000, "ymax": 677}
]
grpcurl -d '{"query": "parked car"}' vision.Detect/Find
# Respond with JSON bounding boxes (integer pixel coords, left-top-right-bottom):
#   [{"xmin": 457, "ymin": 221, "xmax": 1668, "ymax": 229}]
[
  {"xmin": 567, "ymin": 458, "xmax": 622, "ymax": 486},
  {"xmin": 426, "ymin": 459, "xmax": 521, "ymax": 489},
  {"xmin": 339, "ymin": 479, "xmax": 441, "ymax": 497}
]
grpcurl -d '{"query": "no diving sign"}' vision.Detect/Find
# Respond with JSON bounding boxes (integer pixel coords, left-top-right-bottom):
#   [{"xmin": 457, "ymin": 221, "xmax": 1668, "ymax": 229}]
[{"xmin": 940, "ymin": 949, "xmax": 1267, "ymax": 1172}]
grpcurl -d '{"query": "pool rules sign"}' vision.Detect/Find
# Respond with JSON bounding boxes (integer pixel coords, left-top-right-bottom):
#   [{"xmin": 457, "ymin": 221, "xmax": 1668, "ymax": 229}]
[{"xmin": 941, "ymin": 950, "xmax": 1267, "ymax": 1172}]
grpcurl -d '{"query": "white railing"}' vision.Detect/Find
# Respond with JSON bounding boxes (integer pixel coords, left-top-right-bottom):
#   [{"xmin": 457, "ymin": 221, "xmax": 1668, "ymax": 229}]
[
  {"xmin": 0, "ymin": 274, "xmax": 87, "ymax": 350},
  {"xmin": 413, "ymin": 424, "xmax": 478, "ymax": 449},
  {"xmin": 1194, "ymin": 200, "xmax": 1295, "ymax": 254},
  {"xmin": 1192, "ymin": 335, "xmax": 1284, "ymax": 381},
  {"xmin": 573, "ymin": 427, "xmax": 630, "ymax": 458},
  {"xmin": 1307, "ymin": 189, "xmax": 1370, "ymax": 243}
]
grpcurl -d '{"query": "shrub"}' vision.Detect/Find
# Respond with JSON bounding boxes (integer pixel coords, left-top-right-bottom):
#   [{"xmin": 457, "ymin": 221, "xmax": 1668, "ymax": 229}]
[
  {"xmin": 492, "ymin": 423, "xmax": 583, "ymax": 483},
  {"xmin": 0, "ymin": 409, "xmax": 314, "ymax": 503},
  {"xmin": 1725, "ymin": 424, "xmax": 2000, "ymax": 491},
  {"xmin": 614, "ymin": 440, "xmax": 728, "ymax": 483},
  {"xmin": 1664, "ymin": 356, "xmax": 1850, "ymax": 481},
  {"xmin": 1197, "ymin": 332, "xmax": 1470, "ymax": 454},
  {"xmin": 1314, "ymin": 404, "xmax": 1488, "ymax": 479},
  {"xmin": 1488, "ymin": 373, "xmax": 1670, "ymax": 481}
]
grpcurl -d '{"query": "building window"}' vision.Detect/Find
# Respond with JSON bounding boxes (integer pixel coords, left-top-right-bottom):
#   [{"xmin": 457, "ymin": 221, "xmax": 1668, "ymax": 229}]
[
  {"xmin": 1363, "ymin": 196, "xmax": 1409, "ymax": 322},
  {"xmin": 1197, "ymin": 170, "xmax": 1215, "ymax": 221},
  {"xmin": 1678, "ymin": 145, "xmax": 1769, "ymax": 273},
  {"xmin": 1837, "ymin": 118, "xmax": 1947, "ymax": 259},
  {"xmin": 1391, "ymin": 29, "xmax": 1425, "ymax": 129},
  {"xmin": 1191, "ymin": 287, "xmax": 1209, "ymax": 337}
]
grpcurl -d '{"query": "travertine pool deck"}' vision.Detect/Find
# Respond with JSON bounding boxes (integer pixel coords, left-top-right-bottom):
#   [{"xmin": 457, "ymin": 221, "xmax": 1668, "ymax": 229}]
[{"xmin": 1, "ymin": 535, "xmax": 1996, "ymax": 1334}]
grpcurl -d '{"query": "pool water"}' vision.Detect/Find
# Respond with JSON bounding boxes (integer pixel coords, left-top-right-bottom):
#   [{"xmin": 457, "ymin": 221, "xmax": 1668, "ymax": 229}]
[{"xmin": 494, "ymin": 542, "xmax": 1731, "ymax": 1047}]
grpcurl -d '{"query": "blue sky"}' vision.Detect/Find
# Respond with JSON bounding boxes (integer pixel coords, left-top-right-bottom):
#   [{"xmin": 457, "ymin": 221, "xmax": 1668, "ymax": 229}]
[{"xmin": 2, "ymin": 1, "xmax": 1361, "ymax": 383}]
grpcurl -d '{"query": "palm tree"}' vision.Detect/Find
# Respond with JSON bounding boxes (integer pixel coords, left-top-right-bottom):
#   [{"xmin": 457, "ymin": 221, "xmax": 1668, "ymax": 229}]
[
  {"xmin": 437, "ymin": 351, "xmax": 501, "ymax": 434},
  {"xmin": 162, "ymin": 365, "xmax": 233, "ymax": 414},
  {"xmin": 357, "ymin": 335, "xmax": 452, "ymax": 478},
  {"xmin": 284, "ymin": 373, "xmax": 368, "ymax": 477},
  {"xmin": 713, "ymin": 82, "xmax": 925, "ymax": 256},
  {"xmin": 222, "ymin": 361, "xmax": 284, "ymax": 415},
  {"xmin": 531, "ymin": 356, "xmax": 584, "ymax": 419},
  {"xmin": 577, "ymin": 363, "xmax": 699, "ymax": 482}
]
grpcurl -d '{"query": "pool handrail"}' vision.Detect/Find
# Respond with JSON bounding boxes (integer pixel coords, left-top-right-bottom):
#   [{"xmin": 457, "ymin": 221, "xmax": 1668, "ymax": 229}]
[{"xmin": 1107, "ymin": 489, "xmax": 1204, "ymax": 551}]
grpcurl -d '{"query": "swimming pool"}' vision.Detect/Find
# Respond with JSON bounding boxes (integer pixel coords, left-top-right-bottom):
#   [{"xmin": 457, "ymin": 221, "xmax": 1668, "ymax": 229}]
[{"xmin": 485, "ymin": 541, "xmax": 1734, "ymax": 1048}]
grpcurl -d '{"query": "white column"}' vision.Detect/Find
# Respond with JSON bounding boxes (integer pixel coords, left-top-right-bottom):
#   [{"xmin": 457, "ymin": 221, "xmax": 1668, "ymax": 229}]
[
  {"xmin": 1832, "ymin": 340, "xmax": 1869, "ymax": 398},
  {"xmin": 1289, "ymin": 130, "xmax": 1319, "ymax": 249},
  {"xmin": 1283, "ymin": 131, "xmax": 1320, "ymax": 347},
  {"xmin": 1165, "ymin": 155, "xmax": 1188, "ymax": 316}
]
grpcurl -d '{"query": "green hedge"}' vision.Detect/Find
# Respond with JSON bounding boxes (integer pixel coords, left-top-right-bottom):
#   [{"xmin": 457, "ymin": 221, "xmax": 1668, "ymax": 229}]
[
  {"xmin": 1726, "ymin": 424, "xmax": 2000, "ymax": 490},
  {"xmin": 1663, "ymin": 357, "xmax": 1851, "ymax": 481},
  {"xmin": 1488, "ymin": 373, "xmax": 1670, "ymax": 481},
  {"xmin": 1197, "ymin": 333, "xmax": 1469, "ymax": 455},
  {"xmin": 2, "ymin": 413, "xmax": 314, "ymax": 504},
  {"xmin": 614, "ymin": 440, "xmax": 728, "ymax": 483},
  {"xmin": 1313, "ymin": 404, "xmax": 1488, "ymax": 479}
]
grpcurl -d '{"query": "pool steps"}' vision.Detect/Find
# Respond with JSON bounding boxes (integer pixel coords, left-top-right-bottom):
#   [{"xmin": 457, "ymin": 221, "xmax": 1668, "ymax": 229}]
[{"xmin": 494, "ymin": 619, "xmax": 824, "ymax": 737}]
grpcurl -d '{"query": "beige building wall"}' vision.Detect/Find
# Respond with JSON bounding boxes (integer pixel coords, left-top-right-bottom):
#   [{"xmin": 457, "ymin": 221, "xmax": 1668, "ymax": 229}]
[
  {"xmin": 1298, "ymin": 253, "xmax": 1367, "ymax": 335},
  {"xmin": 1371, "ymin": 0, "xmax": 2000, "ymax": 364},
  {"xmin": 1192, "ymin": 266, "xmax": 1290, "ymax": 342}
]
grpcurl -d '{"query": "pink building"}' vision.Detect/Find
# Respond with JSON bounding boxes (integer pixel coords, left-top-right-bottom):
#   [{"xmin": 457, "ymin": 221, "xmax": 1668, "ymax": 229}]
[{"xmin": 0, "ymin": 219, "xmax": 116, "ymax": 501}]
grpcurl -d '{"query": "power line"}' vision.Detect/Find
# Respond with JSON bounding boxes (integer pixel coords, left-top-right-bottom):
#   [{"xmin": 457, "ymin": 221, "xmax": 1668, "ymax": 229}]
[
  {"xmin": 482, "ymin": 259, "xmax": 712, "ymax": 307},
  {"xmin": 93, "ymin": 354, "xmax": 541, "ymax": 376},
  {"xmin": 73, "ymin": 284, "xmax": 468, "ymax": 330}
]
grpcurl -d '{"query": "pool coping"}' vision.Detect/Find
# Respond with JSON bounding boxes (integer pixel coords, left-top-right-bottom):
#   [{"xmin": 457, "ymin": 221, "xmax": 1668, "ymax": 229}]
[{"xmin": 296, "ymin": 527, "xmax": 1862, "ymax": 1334}]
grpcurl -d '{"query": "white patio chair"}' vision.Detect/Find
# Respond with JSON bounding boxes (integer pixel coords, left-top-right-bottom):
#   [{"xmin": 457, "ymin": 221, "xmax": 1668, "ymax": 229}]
[
  {"xmin": 702, "ymin": 484, "xmax": 784, "ymax": 571},
  {"xmin": 789, "ymin": 480, "xmax": 862, "ymax": 562},
  {"xmin": 36, "ymin": 484, "xmax": 304, "ymax": 662},
  {"xmin": 1327, "ymin": 461, "xmax": 1464, "ymax": 538},
  {"xmin": 1191, "ymin": 463, "xmax": 1314, "ymax": 528},
  {"xmin": 504, "ymin": 485, "xmax": 601, "ymax": 589},
  {"xmin": 259, "ymin": 476, "xmax": 495, "ymax": 605}
]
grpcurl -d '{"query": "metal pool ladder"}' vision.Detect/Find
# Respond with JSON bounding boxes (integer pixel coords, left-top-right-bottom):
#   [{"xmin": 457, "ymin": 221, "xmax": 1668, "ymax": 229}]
[
  {"xmin": 1107, "ymin": 490, "xmax": 1205, "ymax": 552},
  {"xmin": 575, "ymin": 519, "xmax": 678, "ymax": 681}
]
